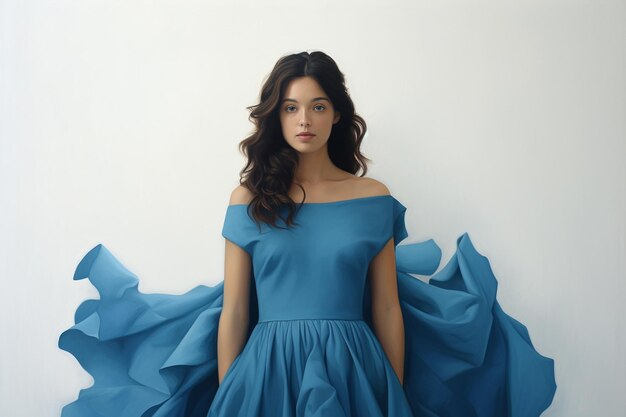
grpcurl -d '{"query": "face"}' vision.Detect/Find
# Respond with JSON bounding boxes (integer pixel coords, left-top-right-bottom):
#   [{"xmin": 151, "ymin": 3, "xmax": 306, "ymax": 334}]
[{"xmin": 279, "ymin": 76, "xmax": 341, "ymax": 154}]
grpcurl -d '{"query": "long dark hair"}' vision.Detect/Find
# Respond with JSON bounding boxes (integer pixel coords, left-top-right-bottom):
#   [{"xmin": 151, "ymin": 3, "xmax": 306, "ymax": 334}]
[{"xmin": 237, "ymin": 50, "xmax": 370, "ymax": 229}]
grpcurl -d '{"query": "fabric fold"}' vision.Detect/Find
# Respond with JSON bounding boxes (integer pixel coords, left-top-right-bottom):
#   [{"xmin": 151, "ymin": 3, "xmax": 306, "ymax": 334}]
[
  {"xmin": 59, "ymin": 244, "xmax": 224, "ymax": 417},
  {"xmin": 395, "ymin": 232, "xmax": 556, "ymax": 416}
]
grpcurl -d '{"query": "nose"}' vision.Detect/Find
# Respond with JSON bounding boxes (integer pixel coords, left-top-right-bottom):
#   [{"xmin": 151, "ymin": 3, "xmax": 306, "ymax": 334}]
[{"xmin": 299, "ymin": 109, "xmax": 311, "ymax": 127}]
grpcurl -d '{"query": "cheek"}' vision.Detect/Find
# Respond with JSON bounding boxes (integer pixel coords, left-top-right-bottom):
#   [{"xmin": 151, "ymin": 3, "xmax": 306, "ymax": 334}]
[
  {"xmin": 280, "ymin": 113, "xmax": 294, "ymax": 125},
  {"xmin": 322, "ymin": 114, "xmax": 336, "ymax": 128},
  {"xmin": 279, "ymin": 116, "xmax": 295, "ymax": 137}
]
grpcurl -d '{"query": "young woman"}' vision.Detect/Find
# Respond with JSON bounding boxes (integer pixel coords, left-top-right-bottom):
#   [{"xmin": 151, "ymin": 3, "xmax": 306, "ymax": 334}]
[{"xmin": 59, "ymin": 51, "xmax": 556, "ymax": 417}]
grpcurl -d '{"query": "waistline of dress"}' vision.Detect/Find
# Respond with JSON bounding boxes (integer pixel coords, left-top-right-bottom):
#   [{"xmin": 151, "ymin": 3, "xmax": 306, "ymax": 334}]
[{"xmin": 257, "ymin": 317, "xmax": 365, "ymax": 323}]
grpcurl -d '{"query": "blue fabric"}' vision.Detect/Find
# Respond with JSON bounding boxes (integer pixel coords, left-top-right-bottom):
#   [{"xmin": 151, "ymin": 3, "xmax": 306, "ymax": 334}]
[{"xmin": 58, "ymin": 195, "xmax": 556, "ymax": 417}]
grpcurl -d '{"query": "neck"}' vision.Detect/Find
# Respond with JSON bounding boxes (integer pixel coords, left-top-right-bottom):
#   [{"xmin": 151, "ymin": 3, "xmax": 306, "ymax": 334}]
[{"xmin": 293, "ymin": 148, "xmax": 337, "ymax": 184}]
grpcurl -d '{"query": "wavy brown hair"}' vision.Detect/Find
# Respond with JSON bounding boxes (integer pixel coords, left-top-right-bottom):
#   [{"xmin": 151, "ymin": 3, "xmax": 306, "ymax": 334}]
[{"xmin": 237, "ymin": 50, "xmax": 370, "ymax": 230}]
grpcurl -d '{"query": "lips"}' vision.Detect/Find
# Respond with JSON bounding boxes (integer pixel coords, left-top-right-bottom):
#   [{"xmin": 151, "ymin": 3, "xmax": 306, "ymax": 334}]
[{"xmin": 297, "ymin": 133, "xmax": 315, "ymax": 137}]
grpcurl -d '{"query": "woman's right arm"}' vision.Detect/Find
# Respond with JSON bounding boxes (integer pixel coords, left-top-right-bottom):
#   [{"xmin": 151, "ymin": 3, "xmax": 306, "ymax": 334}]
[
  {"xmin": 217, "ymin": 186, "xmax": 254, "ymax": 384},
  {"xmin": 217, "ymin": 240, "xmax": 251, "ymax": 384}
]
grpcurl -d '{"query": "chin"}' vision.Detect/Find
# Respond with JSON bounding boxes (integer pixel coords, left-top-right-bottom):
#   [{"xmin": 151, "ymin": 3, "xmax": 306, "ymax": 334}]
[{"xmin": 291, "ymin": 140, "xmax": 328, "ymax": 153}]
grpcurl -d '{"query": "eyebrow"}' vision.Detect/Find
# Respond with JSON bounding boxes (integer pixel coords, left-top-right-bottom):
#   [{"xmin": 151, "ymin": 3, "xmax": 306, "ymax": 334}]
[{"xmin": 281, "ymin": 97, "xmax": 331, "ymax": 103}]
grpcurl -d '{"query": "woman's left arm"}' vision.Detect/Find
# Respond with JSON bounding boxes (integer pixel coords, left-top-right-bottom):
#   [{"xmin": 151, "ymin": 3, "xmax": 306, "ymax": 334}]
[{"xmin": 368, "ymin": 237, "xmax": 405, "ymax": 386}]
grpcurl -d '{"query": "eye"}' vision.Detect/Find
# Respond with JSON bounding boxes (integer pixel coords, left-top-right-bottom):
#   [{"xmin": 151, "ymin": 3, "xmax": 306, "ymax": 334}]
[
  {"xmin": 285, "ymin": 105, "xmax": 296, "ymax": 112},
  {"xmin": 314, "ymin": 104, "xmax": 326, "ymax": 111}
]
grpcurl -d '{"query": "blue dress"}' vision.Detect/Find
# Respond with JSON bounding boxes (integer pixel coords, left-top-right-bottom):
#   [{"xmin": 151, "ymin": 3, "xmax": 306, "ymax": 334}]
[{"xmin": 58, "ymin": 195, "xmax": 556, "ymax": 417}]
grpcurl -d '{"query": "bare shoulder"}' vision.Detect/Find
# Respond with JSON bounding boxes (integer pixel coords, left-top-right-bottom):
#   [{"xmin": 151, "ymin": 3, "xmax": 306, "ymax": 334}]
[
  {"xmin": 229, "ymin": 185, "xmax": 255, "ymax": 206},
  {"xmin": 356, "ymin": 176, "xmax": 391, "ymax": 197}
]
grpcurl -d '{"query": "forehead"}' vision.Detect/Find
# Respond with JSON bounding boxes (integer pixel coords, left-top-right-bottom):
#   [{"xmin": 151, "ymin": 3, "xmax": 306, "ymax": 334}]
[{"xmin": 282, "ymin": 76, "xmax": 327, "ymax": 99}]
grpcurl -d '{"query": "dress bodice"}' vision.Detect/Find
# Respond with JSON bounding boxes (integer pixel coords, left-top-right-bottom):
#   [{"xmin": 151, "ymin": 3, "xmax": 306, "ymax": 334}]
[{"xmin": 221, "ymin": 195, "xmax": 408, "ymax": 322}]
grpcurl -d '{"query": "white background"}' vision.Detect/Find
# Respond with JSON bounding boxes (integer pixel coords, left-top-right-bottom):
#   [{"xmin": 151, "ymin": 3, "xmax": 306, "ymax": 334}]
[{"xmin": 1, "ymin": 1, "xmax": 624, "ymax": 416}]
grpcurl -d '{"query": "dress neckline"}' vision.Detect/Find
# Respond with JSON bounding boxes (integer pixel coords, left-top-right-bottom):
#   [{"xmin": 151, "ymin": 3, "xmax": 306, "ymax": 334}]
[{"xmin": 227, "ymin": 194, "xmax": 394, "ymax": 208}]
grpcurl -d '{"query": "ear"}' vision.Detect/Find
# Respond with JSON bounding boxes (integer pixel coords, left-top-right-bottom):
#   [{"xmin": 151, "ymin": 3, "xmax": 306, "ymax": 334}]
[{"xmin": 333, "ymin": 111, "xmax": 341, "ymax": 124}]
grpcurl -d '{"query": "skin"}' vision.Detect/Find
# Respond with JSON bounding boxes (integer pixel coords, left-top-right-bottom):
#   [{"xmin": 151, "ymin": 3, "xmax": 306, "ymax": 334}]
[{"xmin": 218, "ymin": 76, "xmax": 405, "ymax": 386}]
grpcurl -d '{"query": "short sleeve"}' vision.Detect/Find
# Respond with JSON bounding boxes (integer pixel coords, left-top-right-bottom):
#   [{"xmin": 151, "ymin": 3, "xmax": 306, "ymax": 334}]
[
  {"xmin": 392, "ymin": 198, "xmax": 409, "ymax": 246},
  {"xmin": 221, "ymin": 205, "xmax": 258, "ymax": 255}
]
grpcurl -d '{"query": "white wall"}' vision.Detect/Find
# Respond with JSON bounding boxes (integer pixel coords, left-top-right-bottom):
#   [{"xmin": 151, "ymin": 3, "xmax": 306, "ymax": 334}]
[{"xmin": 1, "ymin": 1, "xmax": 624, "ymax": 416}]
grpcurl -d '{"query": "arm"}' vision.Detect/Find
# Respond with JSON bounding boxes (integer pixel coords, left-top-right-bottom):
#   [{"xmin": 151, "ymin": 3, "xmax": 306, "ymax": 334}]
[
  {"xmin": 217, "ymin": 239, "xmax": 252, "ymax": 384},
  {"xmin": 368, "ymin": 237, "xmax": 405, "ymax": 386},
  {"xmin": 217, "ymin": 186, "xmax": 254, "ymax": 384}
]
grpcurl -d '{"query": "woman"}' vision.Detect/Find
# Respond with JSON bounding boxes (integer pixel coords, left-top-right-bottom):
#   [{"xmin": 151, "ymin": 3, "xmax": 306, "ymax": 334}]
[{"xmin": 59, "ymin": 50, "xmax": 556, "ymax": 417}]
